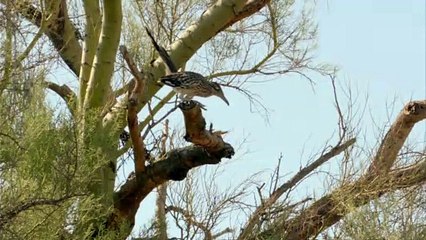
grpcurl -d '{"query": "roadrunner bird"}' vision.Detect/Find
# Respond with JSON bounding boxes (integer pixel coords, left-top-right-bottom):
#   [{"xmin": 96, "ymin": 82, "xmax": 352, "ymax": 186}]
[{"xmin": 160, "ymin": 71, "xmax": 230, "ymax": 105}]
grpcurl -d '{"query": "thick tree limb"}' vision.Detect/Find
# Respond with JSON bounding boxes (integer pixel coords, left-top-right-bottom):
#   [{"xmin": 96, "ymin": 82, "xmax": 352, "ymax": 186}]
[
  {"xmin": 10, "ymin": 0, "xmax": 83, "ymax": 75},
  {"xmin": 219, "ymin": 0, "xmax": 271, "ymax": 32},
  {"xmin": 179, "ymin": 101, "xmax": 232, "ymax": 153},
  {"xmin": 366, "ymin": 100, "xmax": 426, "ymax": 175},
  {"xmin": 110, "ymin": 100, "xmax": 234, "ymax": 231},
  {"xmin": 83, "ymin": 0, "xmax": 122, "ymax": 110},
  {"xmin": 238, "ymin": 138, "xmax": 356, "ymax": 240},
  {"xmin": 104, "ymin": 0, "xmax": 249, "ymax": 125},
  {"xmin": 79, "ymin": 0, "xmax": 101, "ymax": 106},
  {"xmin": 280, "ymin": 159, "xmax": 426, "ymax": 239},
  {"xmin": 111, "ymin": 145, "xmax": 233, "ymax": 229},
  {"xmin": 260, "ymin": 100, "xmax": 426, "ymax": 239}
]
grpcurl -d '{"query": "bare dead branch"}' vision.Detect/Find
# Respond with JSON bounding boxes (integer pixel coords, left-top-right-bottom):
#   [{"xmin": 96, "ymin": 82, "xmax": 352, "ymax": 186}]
[
  {"xmin": 179, "ymin": 100, "xmax": 234, "ymax": 154},
  {"xmin": 255, "ymin": 100, "xmax": 426, "ymax": 239},
  {"xmin": 127, "ymin": 72, "xmax": 146, "ymax": 174},
  {"xmin": 121, "ymin": 45, "xmax": 148, "ymax": 173},
  {"xmin": 238, "ymin": 138, "xmax": 356, "ymax": 240},
  {"xmin": 280, "ymin": 159, "xmax": 426, "ymax": 239},
  {"xmin": 166, "ymin": 205, "xmax": 213, "ymax": 240},
  {"xmin": 366, "ymin": 100, "xmax": 426, "ymax": 176}
]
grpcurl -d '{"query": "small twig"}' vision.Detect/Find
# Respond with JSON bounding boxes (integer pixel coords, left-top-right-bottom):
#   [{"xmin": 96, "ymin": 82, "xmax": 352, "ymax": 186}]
[
  {"xmin": 166, "ymin": 205, "xmax": 213, "ymax": 240},
  {"xmin": 329, "ymin": 73, "xmax": 346, "ymax": 140},
  {"xmin": 212, "ymin": 227, "xmax": 233, "ymax": 239},
  {"xmin": 119, "ymin": 45, "xmax": 145, "ymax": 82},
  {"xmin": 0, "ymin": 132, "xmax": 25, "ymax": 150},
  {"xmin": 142, "ymin": 104, "xmax": 179, "ymax": 140},
  {"xmin": 237, "ymin": 138, "xmax": 356, "ymax": 240}
]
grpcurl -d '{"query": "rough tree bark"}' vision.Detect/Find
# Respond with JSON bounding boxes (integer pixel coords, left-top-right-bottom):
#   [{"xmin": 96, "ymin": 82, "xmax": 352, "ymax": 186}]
[{"xmin": 110, "ymin": 101, "xmax": 234, "ymax": 230}]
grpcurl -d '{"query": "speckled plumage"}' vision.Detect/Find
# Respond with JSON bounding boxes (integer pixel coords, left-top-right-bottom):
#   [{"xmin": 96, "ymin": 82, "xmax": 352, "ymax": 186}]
[{"xmin": 160, "ymin": 71, "xmax": 229, "ymax": 105}]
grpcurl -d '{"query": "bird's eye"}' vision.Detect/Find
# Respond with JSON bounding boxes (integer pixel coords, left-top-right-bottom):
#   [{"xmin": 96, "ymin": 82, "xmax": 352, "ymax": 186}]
[{"xmin": 212, "ymin": 83, "xmax": 221, "ymax": 91}]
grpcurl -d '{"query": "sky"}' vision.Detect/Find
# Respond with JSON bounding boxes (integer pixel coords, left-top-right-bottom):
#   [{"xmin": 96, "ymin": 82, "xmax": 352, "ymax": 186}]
[{"xmin": 129, "ymin": 0, "xmax": 426, "ymax": 236}]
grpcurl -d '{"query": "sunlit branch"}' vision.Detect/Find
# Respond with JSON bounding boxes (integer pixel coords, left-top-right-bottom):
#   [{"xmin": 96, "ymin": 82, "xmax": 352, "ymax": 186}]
[{"xmin": 45, "ymin": 81, "xmax": 77, "ymax": 116}]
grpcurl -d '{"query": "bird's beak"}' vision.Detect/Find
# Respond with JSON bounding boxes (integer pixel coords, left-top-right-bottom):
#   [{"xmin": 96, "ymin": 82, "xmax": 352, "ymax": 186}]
[{"xmin": 218, "ymin": 94, "xmax": 229, "ymax": 106}]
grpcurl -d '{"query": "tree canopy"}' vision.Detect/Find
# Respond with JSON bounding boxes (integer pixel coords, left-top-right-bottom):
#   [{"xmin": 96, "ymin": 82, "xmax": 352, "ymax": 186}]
[{"xmin": 0, "ymin": 1, "xmax": 425, "ymax": 239}]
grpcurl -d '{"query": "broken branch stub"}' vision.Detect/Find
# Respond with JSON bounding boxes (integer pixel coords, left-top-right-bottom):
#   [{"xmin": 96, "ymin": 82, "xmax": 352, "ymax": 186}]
[
  {"xmin": 178, "ymin": 100, "xmax": 234, "ymax": 158},
  {"xmin": 366, "ymin": 100, "xmax": 426, "ymax": 176}
]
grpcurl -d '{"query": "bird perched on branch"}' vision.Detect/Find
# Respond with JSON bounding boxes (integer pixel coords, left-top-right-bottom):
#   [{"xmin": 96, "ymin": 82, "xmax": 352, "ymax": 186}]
[
  {"xmin": 145, "ymin": 27, "xmax": 229, "ymax": 105},
  {"xmin": 160, "ymin": 71, "xmax": 229, "ymax": 105}
]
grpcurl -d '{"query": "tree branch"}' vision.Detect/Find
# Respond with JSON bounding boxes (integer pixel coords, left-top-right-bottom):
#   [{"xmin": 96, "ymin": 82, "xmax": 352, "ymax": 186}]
[
  {"xmin": 45, "ymin": 81, "xmax": 77, "ymax": 115},
  {"xmin": 166, "ymin": 205, "xmax": 213, "ymax": 240},
  {"xmin": 219, "ymin": 0, "xmax": 271, "ymax": 32},
  {"xmin": 0, "ymin": 195, "xmax": 77, "ymax": 230},
  {"xmin": 238, "ymin": 138, "xmax": 356, "ymax": 240},
  {"xmin": 10, "ymin": 0, "xmax": 83, "ymax": 75},
  {"xmin": 109, "ymin": 101, "xmax": 234, "ymax": 231},
  {"xmin": 366, "ymin": 100, "xmax": 426, "ymax": 175},
  {"xmin": 83, "ymin": 0, "xmax": 122, "ymax": 109},
  {"xmin": 179, "ymin": 101, "xmax": 233, "ymax": 153},
  {"xmin": 260, "ymin": 100, "xmax": 426, "ymax": 239},
  {"xmin": 280, "ymin": 159, "xmax": 426, "ymax": 239},
  {"xmin": 78, "ymin": 0, "xmax": 101, "ymax": 105},
  {"xmin": 124, "ymin": 53, "xmax": 147, "ymax": 174}
]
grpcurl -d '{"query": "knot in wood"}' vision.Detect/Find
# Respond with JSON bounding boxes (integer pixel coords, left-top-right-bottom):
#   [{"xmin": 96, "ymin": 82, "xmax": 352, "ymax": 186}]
[{"xmin": 406, "ymin": 102, "xmax": 423, "ymax": 115}]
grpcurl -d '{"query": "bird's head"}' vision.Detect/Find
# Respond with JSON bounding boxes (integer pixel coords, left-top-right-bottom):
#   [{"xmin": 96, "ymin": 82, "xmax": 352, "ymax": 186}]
[{"xmin": 210, "ymin": 82, "xmax": 229, "ymax": 105}]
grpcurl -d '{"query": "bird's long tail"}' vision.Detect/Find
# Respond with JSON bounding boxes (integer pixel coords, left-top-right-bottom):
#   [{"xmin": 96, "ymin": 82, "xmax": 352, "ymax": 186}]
[
  {"xmin": 160, "ymin": 74, "xmax": 182, "ymax": 87},
  {"xmin": 145, "ymin": 27, "xmax": 178, "ymax": 73}
]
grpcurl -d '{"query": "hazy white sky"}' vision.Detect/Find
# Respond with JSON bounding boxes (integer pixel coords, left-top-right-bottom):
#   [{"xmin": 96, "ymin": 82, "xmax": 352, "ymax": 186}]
[{"xmin": 130, "ymin": 0, "xmax": 425, "ymax": 235}]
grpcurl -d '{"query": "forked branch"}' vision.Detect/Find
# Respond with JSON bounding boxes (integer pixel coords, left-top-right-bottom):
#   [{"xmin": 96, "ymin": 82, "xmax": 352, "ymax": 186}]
[
  {"xmin": 110, "ymin": 101, "xmax": 234, "ymax": 231},
  {"xmin": 238, "ymin": 138, "xmax": 356, "ymax": 240},
  {"xmin": 259, "ymin": 100, "xmax": 426, "ymax": 239}
]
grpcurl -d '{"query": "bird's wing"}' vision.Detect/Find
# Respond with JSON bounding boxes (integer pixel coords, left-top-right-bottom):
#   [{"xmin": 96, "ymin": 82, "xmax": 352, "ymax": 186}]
[{"xmin": 160, "ymin": 73, "xmax": 185, "ymax": 87}]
